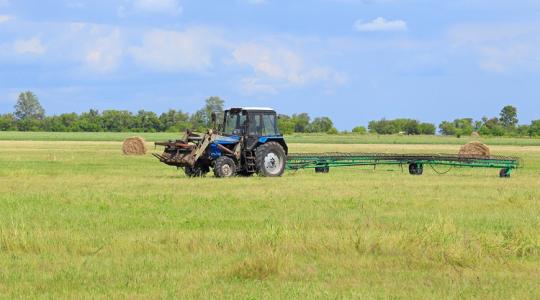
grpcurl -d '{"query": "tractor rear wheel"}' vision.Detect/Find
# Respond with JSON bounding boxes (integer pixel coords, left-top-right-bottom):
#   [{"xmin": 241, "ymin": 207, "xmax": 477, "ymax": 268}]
[
  {"xmin": 213, "ymin": 156, "xmax": 237, "ymax": 178},
  {"xmin": 255, "ymin": 142, "xmax": 286, "ymax": 177}
]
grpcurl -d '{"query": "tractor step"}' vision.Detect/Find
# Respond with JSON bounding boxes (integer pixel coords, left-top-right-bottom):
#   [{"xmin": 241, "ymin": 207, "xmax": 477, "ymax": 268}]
[{"xmin": 244, "ymin": 151, "xmax": 257, "ymax": 172}]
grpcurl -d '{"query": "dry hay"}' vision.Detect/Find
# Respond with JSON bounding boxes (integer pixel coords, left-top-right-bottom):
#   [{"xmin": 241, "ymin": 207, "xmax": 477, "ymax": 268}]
[
  {"xmin": 458, "ymin": 141, "xmax": 490, "ymax": 158},
  {"xmin": 122, "ymin": 137, "xmax": 146, "ymax": 155},
  {"xmin": 471, "ymin": 132, "xmax": 480, "ymax": 137}
]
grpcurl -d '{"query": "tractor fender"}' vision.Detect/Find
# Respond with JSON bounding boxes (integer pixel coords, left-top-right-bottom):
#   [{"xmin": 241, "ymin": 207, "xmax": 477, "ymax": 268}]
[{"xmin": 257, "ymin": 136, "xmax": 288, "ymax": 154}]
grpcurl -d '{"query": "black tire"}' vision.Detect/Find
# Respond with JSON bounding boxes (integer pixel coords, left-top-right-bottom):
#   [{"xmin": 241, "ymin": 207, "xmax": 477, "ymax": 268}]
[
  {"xmin": 408, "ymin": 163, "xmax": 423, "ymax": 175},
  {"xmin": 315, "ymin": 166, "xmax": 330, "ymax": 173},
  {"xmin": 184, "ymin": 165, "xmax": 209, "ymax": 177},
  {"xmin": 255, "ymin": 142, "xmax": 286, "ymax": 177},
  {"xmin": 213, "ymin": 156, "xmax": 237, "ymax": 178},
  {"xmin": 500, "ymin": 168, "xmax": 511, "ymax": 178}
]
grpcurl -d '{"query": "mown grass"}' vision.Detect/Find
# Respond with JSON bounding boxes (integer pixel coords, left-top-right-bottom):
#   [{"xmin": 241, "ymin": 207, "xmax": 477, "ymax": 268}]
[
  {"xmin": 1, "ymin": 131, "xmax": 540, "ymax": 145},
  {"xmin": 0, "ymin": 139, "xmax": 539, "ymax": 298}
]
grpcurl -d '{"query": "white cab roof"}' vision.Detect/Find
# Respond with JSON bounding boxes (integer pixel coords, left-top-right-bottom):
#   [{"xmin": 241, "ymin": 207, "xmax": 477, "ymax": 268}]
[{"xmin": 230, "ymin": 107, "xmax": 275, "ymax": 111}]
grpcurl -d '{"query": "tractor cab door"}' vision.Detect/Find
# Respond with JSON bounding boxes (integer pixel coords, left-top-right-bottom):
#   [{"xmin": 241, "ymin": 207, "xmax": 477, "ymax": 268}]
[
  {"xmin": 245, "ymin": 112, "xmax": 279, "ymax": 150},
  {"xmin": 245, "ymin": 113, "xmax": 262, "ymax": 150}
]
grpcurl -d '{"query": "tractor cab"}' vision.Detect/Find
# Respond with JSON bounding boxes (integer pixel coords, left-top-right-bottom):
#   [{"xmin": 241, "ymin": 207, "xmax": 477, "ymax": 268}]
[
  {"xmin": 221, "ymin": 107, "xmax": 287, "ymax": 153},
  {"xmin": 222, "ymin": 107, "xmax": 279, "ymax": 137}
]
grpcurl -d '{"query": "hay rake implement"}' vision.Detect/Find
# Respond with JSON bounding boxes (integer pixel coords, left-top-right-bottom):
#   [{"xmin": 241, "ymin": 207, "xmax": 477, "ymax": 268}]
[{"xmin": 286, "ymin": 153, "xmax": 520, "ymax": 178}]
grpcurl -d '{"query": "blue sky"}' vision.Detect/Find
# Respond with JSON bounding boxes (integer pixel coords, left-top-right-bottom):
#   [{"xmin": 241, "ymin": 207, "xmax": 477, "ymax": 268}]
[{"xmin": 0, "ymin": 0, "xmax": 539, "ymax": 129}]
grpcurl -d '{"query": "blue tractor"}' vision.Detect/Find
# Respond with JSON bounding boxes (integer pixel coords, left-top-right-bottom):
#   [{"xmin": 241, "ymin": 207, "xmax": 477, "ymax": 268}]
[{"xmin": 153, "ymin": 107, "xmax": 288, "ymax": 178}]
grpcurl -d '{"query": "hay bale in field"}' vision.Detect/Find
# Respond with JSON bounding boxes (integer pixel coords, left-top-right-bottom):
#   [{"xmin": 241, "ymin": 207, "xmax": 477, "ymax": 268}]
[
  {"xmin": 122, "ymin": 137, "xmax": 146, "ymax": 155},
  {"xmin": 458, "ymin": 141, "xmax": 490, "ymax": 158},
  {"xmin": 471, "ymin": 131, "xmax": 480, "ymax": 137}
]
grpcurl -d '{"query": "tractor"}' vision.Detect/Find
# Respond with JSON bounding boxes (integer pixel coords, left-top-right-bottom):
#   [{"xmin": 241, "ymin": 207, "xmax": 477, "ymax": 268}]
[{"xmin": 153, "ymin": 107, "xmax": 288, "ymax": 178}]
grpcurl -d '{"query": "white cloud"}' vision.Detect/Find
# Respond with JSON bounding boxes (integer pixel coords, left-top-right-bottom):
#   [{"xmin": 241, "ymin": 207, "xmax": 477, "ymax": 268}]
[
  {"xmin": 354, "ymin": 17, "xmax": 407, "ymax": 32},
  {"xmin": 84, "ymin": 29, "xmax": 123, "ymax": 73},
  {"xmin": 449, "ymin": 23, "xmax": 540, "ymax": 72},
  {"xmin": 0, "ymin": 14, "xmax": 14, "ymax": 23},
  {"xmin": 13, "ymin": 37, "xmax": 46, "ymax": 55},
  {"xmin": 232, "ymin": 43, "xmax": 345, "ymax": 94},
  {"xmin": 132, "ymin": 0, "xmax": 182, "ymax": 15},
  {"xmin": 129, "ymin": 28, "xmax": 218, "ymax": 72}
]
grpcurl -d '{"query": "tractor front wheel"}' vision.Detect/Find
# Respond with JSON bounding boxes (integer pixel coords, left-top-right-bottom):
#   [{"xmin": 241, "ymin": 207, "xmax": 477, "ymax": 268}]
[
  {"xmin": 213, "ymin": 156, "xmax": 237, "ymax": 178},
  {"xmin": 255, "ymin": 142, "xmax": 286, "ymax": 177}
]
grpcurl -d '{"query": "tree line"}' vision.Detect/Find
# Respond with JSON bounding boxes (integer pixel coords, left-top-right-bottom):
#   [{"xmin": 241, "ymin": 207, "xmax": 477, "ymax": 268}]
[
  {"xmin": 0, "ymin": 92, "xmax": 341, "ymax": 134},
  {"xmin": 361, "ymin": 105, "xmax": 539, "ymax": 137},
  {"xmin": 437, "ymin": 105, "xmax": 540, "ymax": 137},
  {"xmin": 1, "ymin": 91, "xmax": 539, "ymax": 137}
]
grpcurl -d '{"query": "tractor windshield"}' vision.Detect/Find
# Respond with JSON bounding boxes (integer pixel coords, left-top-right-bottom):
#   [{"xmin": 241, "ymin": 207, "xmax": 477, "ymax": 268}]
[{"xmin": 223, "ymin": 111, "xmax": 246, "ymax": 135}]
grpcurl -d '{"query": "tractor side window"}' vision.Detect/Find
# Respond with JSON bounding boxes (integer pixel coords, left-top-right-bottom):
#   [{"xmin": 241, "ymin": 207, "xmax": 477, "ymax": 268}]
[
  {"xmin": 224, "ymin": 113, "xmax": 237, "ymax": 134},
  {"xmin": 224, "ymin": 113, "xmax": 246, "ymax": 135},
  {"xmin": 262, "ymin": 114, "xmax": 277, "ymax": 135},
  {"xmin": 249, "ymin": 114, "xmax": 262, "ymax": 135}
]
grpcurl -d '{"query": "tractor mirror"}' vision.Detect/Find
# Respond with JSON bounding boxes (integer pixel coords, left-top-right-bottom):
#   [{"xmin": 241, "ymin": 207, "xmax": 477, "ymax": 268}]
[{"xmin": 211, "ymin": 112, "xmax": 217, "ymax": 123}]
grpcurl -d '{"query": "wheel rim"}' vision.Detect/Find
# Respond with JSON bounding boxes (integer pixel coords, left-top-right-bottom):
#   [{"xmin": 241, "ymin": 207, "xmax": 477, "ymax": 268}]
[
  {"xmin": 264, "ymin": 152, "xmax": 282, "ymax": 175},
  {"xmin": 221, "ymin": 164, "xmax": 233, "ymax": 177}
]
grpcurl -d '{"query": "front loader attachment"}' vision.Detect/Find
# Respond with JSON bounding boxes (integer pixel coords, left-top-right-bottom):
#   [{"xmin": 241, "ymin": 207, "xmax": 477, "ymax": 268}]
[{"xmin": 153, "ymin": 131, "xmax": 218, "ymax": 168}]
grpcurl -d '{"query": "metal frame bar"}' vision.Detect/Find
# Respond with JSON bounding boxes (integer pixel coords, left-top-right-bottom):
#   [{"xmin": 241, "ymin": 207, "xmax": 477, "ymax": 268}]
[{"xmin": 286, "ymin": 153, "xmax": 520, "ymax": 171}]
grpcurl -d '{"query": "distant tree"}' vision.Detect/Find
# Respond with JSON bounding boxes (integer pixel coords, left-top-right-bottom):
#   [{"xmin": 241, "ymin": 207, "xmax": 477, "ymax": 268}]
[
  {"xmin": 0, "ymin": 113, "xmax": 17, "ymax": 131},
  {"xmin": 453, "ymin": 118, "xmax": 474, "ymax": 136},
  {"xmin": 529, "ymin": 120, "xmax": 540, "ymax": 137},
  {"xmin": 76, "ymin": 109, "xmax": 103, "ymax": 132},
  {"xmin": 307, "ymin": 117, "xmax": 334, "ymax": 133},
  {"xmin": 367, "ymin": 118, "xmax": 432, "ymax": 135},
  {"xmin": 352, "ymin": 126, "xmax": 367, "ymax": 134},
  {"xmin": 369, "ymin": 119, "xmax": 398, "ymax": 134},
  {"xmin": 277, "ymin": 114, "xmax": 295, "ymax": 135},
  {"xmin": 439, "ymin": 121, "xmax": 456, "ymax": 136},
  {"xmin": 517, "ymin": 125, "xmax": 531, "ymax": 137},
  {"xmin": 418, "ymin": 123, "xmax": 436, "ymax": 135},
  {"xmin": 159, "ymin": 109, "xmax": 190, "ymax": 132},
  {"xmin": 134, "ymin": 110, "xmax": 160, "ymax": 132},
  {"xmin": 499, "ymin": 105, "xmax": 518, "ymax": 129},
  {"xmin": 403, "ymin": 119, "xmax": 420, "ymax": 135},
  {"xmin": 101, "ymin": 110, "xmax": 134, "ymax": 132},
  {"xmin": 16, "ymin": 118, "xmax": 42, "ymax": 131},
  {"xmin": 326, "ymin": 127, "xmax": 338, "ymax": 134},
  {"xmin": 292, "ymin": 113, "xmax": 310, "ymax": 133},
  {"xmin": 14, "ymin": 91, "xmax": 45, "ymax": 120},
  {"xmin": 479, "ymin": 117, "xmax": 505, "ymax": 136}
]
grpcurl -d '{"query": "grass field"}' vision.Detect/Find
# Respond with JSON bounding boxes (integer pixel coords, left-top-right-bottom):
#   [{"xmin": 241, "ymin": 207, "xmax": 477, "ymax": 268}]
[{"xmin": 1, "ymin": 135, "xmax": 539, "ymax": 298}]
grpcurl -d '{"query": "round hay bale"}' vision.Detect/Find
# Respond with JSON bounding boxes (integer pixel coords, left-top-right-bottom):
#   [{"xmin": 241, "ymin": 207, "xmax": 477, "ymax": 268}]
[
  {"xmin": 471, "ymin": 131, "xmax": 480, "ymax": 137},
  {"xmin": 122, "ymin": 137, "xmax": 146, "ymax": 155},
  {"xmin": 458, "ymin": 141, "xmax": 490, "ymax": 158}
]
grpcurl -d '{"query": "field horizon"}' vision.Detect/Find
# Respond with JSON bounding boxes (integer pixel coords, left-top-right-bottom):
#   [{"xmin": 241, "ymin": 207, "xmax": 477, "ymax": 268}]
[{"xmin": 1, "ymin": 131, "xmax": 540, "ymax": 146}]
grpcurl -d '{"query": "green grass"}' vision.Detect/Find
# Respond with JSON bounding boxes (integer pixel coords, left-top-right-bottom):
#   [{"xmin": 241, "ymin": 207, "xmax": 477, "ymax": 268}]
[
  {"xmin": 1, "ymin": 130, "xmax": 540, "ymax": 145},
  {"xmin": 1, "ymin": 138, "xmax": 539, "ymax": 298}
]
